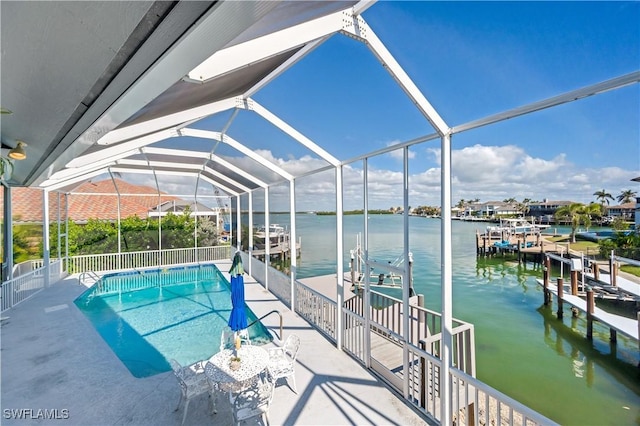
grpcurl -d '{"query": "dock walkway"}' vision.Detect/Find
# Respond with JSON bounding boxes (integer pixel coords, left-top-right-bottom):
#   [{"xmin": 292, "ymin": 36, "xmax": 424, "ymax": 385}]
[
  {"xmin": 535, "ymin": 278, "xmax": 639, "ymax": 341},
  {"xmin": 583, "ymin": 271, "xmax": 640, "ymax": 299}
]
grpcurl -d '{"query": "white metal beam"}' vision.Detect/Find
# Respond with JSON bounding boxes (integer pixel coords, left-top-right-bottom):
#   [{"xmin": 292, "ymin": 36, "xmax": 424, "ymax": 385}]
[
  {"xmin": 353, "ymin": 0, "xmax": 377, "ymax": 16},
  {"xmin": 198, "ymin": 175, "xmax": 239, "ymax": 197},
  {"xmin": 42, "ymin": 189, "xmax": 50, "ymax": 287},
  {"xmin": 452, "ymin": 71, "xmax": 640, "ymax": 134},
  {"xmin": 114, "ymin": 159, "xmax": 252, "ymax": 193},
  {"xmin": 289, "ymin": 179, "xmax": 297, "ymax": 309},
  {"xmin": 202, "ymin": 166, "xmax": 252, "ymax": 193},
  {"xmin": 342, "ymin": 16, "xmax": 449, "ymax": 136},
  {"xmin": 244, "ymin": 36, "xmax": 331, "ymax": 98},
  {"xmin": 142, "ymin": 147, "xmax": 269, "ymax": 188},
  {"xmin": 97, "ymin": 97, "xmax": 239, "ymax": 146},
  {"xmin": 180, "ymin": 128, "xmax": 294, "ymax": 180},
  {"xmin": 104, "ymin": 166, "xmax": 238, "ymax": 197},
  {"xmin": 44, "ymin": 168, "xmax": 109, "ymax": 191},
  {"xmin": 67, "ymin": 128, "xmax": 178, "ymax": 168},
  {"xmin": 186, "ymin": 10, "xmax": 345, "ymax": 83},
  {"xmin": 264, "ymin": 186, "xmax": 270, "ymax": 291},
  {"xmin": 246, "ymin": 100, "xmax": 341, "ymax": 166},
  {"xmin": 41, "ymin": 156, "xmax": 124, "ymax": 186},
  {"xmin": 402, "ymin": 146, "xmax": 410, "ymax": 399},
  {"xmin": 336, "ymin": 165, "xmax": 344, "ymax": 350},
  {"xmin": 440, "ymin": 133, "xmax": 453, "ymax": 425}
]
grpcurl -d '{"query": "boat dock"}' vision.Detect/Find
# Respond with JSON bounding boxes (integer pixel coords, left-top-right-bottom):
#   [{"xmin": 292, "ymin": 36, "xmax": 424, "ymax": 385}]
[
  {"xmin": 475, "ymin": 218, "xmax": 551, "ymax": 257},
  {"xmin": 251, "ymin": 238, "xmax": 301, "ymax": 261},
  {"xmin": 535, "ymin": 277, "xmax": 639, "ymax": 341},
  {"xmin": 535, "ymin": 254, "xmax": 639, "ymax": 359}
]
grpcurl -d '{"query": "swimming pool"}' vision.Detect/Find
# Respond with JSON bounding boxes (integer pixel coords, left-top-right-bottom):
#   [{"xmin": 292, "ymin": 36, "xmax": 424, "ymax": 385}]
[{"xmin": 74, "ymin": 264, "xmax": 272, "ymax": 378}]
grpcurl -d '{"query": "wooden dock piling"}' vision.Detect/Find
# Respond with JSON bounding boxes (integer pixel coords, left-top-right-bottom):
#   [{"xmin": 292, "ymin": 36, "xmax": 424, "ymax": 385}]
[
  {"xmin": 586, "ymin": 288, "xmax": 594, "ymax": 340},
  {"xmin": 570, "ymin": 270, "xmax": 578, "ymax": 296},
  {"xmin": 557, "ymin": 278, "xmax": 564, "ymax": 319}
]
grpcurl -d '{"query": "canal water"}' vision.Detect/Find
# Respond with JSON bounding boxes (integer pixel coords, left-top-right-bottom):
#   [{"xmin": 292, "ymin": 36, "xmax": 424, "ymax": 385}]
[{"xmin": 258, "ymin": 213, "xmax": 640, "ymax": 425}]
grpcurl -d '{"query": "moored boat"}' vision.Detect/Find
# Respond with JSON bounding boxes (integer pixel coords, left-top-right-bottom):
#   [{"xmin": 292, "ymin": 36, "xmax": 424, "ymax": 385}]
[{"xmin": 486, "ymin": 218, "xmax": 550, "ymax": 235}]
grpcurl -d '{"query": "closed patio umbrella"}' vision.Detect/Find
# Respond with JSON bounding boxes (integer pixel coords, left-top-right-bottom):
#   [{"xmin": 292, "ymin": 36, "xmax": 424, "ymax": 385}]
[{"xmin": 228, "ymin": 252, "xmax": 247, "ymax": 332}]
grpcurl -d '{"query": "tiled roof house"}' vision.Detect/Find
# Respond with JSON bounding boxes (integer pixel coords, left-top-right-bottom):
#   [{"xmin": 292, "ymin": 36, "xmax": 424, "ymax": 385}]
[{"xmin": 1, "ymin": 179, "xmax": 178, "ymax": 224}]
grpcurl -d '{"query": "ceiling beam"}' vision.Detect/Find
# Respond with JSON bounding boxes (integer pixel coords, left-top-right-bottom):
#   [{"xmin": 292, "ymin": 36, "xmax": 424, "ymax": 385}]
[
  {"xmin": 186, "ymin": 9, "xmax": 345, "ymax": 83},
  {"xmin": 451, "ymin": 71, "xmax": 640, "ymax": 134}
]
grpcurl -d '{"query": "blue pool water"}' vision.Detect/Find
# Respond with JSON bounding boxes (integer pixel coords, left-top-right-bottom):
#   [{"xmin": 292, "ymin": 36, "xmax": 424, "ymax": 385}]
[{"xmin": 74, "ymin": 264, "xmax": 272, "ymax": 378}]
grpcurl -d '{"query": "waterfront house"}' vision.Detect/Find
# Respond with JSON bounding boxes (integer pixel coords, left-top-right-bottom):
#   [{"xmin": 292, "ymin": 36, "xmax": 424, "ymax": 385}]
[
  {"xmin": 527, "ymin": 200, "xmax": 574, "ymax": 220},
  {"xmin": 605, "ymin": 202, "xmax": 636, "ymax": 220},
  {"xmin": 462, "ymin": 201, "xmax": 520, "ymax": 219},
  {"xmin": 1, "ymin": 2, "xmax": 637, "ymax": 425}
]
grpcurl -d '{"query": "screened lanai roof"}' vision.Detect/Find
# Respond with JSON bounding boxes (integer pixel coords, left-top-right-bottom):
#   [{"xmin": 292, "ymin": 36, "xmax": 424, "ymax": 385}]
[{"xmin": 1, "ymin": 1, "xmax": 638, "ymax": 201}]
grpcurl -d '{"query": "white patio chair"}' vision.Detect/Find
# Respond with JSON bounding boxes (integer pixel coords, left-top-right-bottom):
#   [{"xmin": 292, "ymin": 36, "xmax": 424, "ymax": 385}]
[
  {"xmin": 267, "ymin": 334, "xmax": 300, "ymax": 394},
  {"xmin": 220, "ymin": 327, "xmax": 234, "ymax": 352},
  {"xmin": 238, "ymin": 329, "xmax": 252, "ymax": 346},
  {"xmin": 220, "ymin": 327, "xmax": 251, "ymax": 352},
  {"xmin": 169, "ymin": 359, "xmax": 215, "ymax": 425},
  {"xmin": 232, "ymin": 371, "xmax": 275, "ymax": 426}
]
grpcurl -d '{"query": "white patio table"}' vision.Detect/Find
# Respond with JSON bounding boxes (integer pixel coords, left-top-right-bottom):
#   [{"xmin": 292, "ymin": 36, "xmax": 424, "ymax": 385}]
[{"xmin": 205, "ymin": 345, "xmax": 269, "ymax": 394}]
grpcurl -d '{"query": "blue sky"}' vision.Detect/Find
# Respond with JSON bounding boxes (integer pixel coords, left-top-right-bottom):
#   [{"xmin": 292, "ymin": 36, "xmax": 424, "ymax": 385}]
[{"xmin": 143, "ymin": 1, "xmax": 640, "ymax": 211}]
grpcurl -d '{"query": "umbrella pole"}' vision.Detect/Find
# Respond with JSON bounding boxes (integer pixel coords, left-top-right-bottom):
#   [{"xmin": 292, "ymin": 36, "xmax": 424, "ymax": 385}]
[{"xmin": 233, "ymin": 332, "xmax": 241, "ymax": 356}]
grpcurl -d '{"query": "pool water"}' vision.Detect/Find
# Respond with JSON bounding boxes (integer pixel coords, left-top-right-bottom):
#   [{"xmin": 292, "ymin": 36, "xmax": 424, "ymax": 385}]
[{"xmin": 74, "ymin": 264, "xmax": 272, "ymax": 378}]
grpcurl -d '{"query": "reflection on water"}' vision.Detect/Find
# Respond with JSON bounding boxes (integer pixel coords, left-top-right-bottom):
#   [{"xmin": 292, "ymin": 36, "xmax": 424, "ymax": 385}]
[
  {"xmin": 475, "ymin": 257, "xmax": 542, "ymax": 293},
  {"xmin": 540, "ymin": 305, "xmax": 595, "ymax": 385},
  {"xmin": 538, "ymin": 304, "xmax": 639, "ymax": 395}
]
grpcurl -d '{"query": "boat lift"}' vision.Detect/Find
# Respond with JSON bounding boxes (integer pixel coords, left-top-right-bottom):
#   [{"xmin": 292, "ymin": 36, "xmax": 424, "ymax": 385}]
[{"xmin": 349, "ymin": 234, "xmax": 414, "ymax": 296}]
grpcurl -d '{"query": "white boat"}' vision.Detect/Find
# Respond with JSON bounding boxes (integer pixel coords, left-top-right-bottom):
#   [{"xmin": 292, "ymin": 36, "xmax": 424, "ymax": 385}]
[
  {"xmin": 254, "ymin": 224, "xmax": 287, "ymax": 247},
  {"xmin": 487, "ymin": 218, "xmax": 550, "ymax": 235}
]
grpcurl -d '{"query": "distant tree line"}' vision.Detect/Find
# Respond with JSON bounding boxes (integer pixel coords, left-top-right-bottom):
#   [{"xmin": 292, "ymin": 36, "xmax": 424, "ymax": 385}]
[{"xmin": 316, "ymin": 209, "xmax": 394, "ymax": 216}]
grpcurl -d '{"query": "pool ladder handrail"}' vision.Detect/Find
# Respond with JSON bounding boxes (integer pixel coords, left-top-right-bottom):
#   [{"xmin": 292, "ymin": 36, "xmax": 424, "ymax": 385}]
[
  {"xmin": 79, "ymin": 270, "xmax": 100, "ymax": 286},
  {"xmin": 247, "ymin": 310, "xmax": 283, "ymax": 341}
]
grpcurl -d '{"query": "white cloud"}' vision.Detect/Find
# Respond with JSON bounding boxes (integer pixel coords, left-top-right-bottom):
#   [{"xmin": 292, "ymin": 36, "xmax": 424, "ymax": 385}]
[
  {"xmin": 386, "ymin": 140, "xmax": 416, "ymax": 161},
  {"xmin": 114, "ymin": 145, "xmax": 639, "ymax": 211}
]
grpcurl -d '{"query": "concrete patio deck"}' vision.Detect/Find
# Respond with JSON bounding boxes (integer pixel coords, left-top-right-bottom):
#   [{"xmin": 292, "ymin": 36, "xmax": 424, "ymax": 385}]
[{"xmin": 1, "ymin": 261, "xmax": 430, "ymax": 425}]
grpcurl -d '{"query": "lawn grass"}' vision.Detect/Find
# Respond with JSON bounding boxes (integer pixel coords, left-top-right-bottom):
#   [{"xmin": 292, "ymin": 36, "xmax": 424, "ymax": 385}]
[
  {"xmin": 565, "ymin": 241, "xmax": 600, "ymax": 253},
  {"xmin": 620, "ymin": 265, "xmax": 640, "ymax": 277},
  {"xmin": 542, "ymin": 235, "xmax": 602, "ymax": 258}
]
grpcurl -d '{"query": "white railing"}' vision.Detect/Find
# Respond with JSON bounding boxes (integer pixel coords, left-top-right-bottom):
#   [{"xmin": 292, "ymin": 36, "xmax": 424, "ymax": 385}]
[
  {"xmin": 12, "ymin": 259, "xmax": 46, "ymax": 277},
  {"xmin": 344, "ymin": 289, "xmax": 476, "ymax": 376},
  {"xmin": 67, "ymin": 245, "xmax": 231, "ymax": 274},
  {"xmin": 447, "ymin": 366, "xmax": 557, "ymax": 426},
  {"xmin": 1, "ymin": 247, "xmax": 230, "ymax": 312},
  {"xmin": 262, "ymin": 265, "xmax": 553, "ymax": 425},
  {"xmin": 613, "ymin": 254, "xmax": 640, "ymax": 268},
  {"xmin": 91, "ymin": 265, "xmax": 222, "ymax": 296},
  {"xmin": 295, "ymin": 282, "xmax": 338, "ymax": 340},
  {"xmin": 242, "ymin": 252, "xmax": 292, "ymax": 307},
  {"xmin": 1, "ymin": 260, "xmax": 63, "ymax": 313}
]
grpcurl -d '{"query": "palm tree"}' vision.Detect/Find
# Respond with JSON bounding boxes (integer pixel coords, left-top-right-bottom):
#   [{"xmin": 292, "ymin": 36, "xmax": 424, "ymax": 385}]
[
  {"xmin": 515, "ymin": 202, "xmax": 529, "ymax": 218},
  {"xmin": 593, "ymin": 189, "xmax": 614, "ymax": 205},
  {"xmin": 616, "ymin": 189, "xmax": 637, "ymax": 204},
  {"xmin": 503, "ymin": 197, "xmax": 516, "ymax": 204},
  {"xmin": 554, "ymin": 202, "xmax": 601, "ymax": 242}
]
